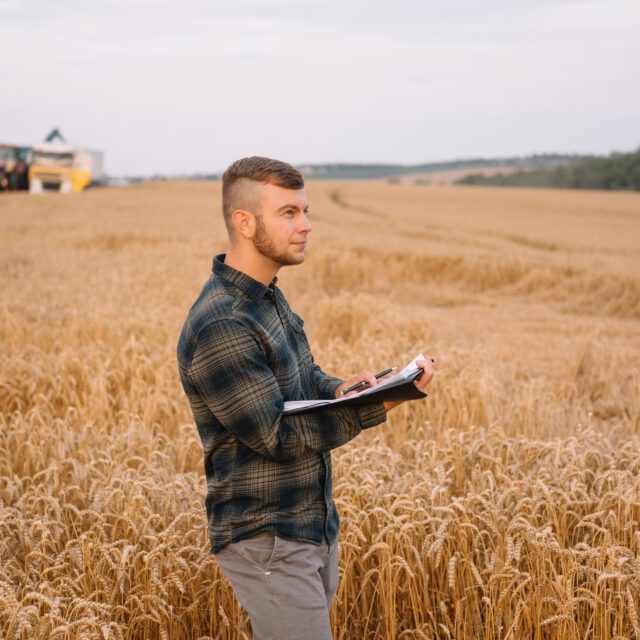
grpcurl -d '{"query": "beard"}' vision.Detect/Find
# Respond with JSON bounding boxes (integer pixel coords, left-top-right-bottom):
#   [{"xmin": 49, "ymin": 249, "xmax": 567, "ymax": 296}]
[{"xmin": 253, "ymin": 215, "xmax": 305, "ymax": 266}]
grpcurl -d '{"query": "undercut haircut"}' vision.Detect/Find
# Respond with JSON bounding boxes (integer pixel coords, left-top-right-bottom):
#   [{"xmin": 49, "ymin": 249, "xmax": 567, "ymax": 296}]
[{"xmin": 221, "ymin": 156, "xmax": 305, "ymax": 234}]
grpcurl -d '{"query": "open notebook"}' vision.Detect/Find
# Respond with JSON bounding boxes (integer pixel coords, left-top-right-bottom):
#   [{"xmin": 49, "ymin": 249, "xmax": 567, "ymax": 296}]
[{"xmin": 282, "ymin": 353, "xmax": 428, "ymax": 416}]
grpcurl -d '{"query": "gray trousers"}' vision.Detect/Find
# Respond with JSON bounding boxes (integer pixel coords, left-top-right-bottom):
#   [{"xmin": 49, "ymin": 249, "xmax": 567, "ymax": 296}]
[{"xmin": 214, "ymin": 532, "xmax": 339, "ymax": 640}]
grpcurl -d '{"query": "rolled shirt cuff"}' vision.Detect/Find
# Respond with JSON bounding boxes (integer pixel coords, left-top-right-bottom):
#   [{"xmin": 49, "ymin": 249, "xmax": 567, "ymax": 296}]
[
  {"xmin": 356, "ymin": 402, "xmax": 387, "ymax": 430},
  {"xmin": 318, "ymin": 376, "xmax": 344, "ymax": 400}
]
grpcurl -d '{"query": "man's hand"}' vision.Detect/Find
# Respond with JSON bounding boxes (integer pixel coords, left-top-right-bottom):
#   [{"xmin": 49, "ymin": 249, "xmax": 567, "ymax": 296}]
[
  {"xmin": 335, "ymin": 357, "xmax": 436, "ymax": 414},
  {"xmin": 384, "ymin": 357, "xmax": 435, "ymax": 413},
  {"xmin": 334, "ymin": 370, "xmax": 382, "ymax": 398},
  {"xmin": 414, "ymin": 357, "xmax": 435, "ymax": 393}
]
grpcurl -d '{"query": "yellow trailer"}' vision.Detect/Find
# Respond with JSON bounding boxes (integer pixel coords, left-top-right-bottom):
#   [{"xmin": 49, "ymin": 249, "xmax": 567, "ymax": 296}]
[{"xmin": 28, "ymin": 129, "xmax": 104, "ymax": 194}]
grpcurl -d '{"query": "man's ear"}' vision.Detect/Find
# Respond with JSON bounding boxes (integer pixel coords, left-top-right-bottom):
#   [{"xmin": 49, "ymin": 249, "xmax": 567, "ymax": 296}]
[{"xmin": 231, "ymin": 209, "xmax": 255, "ymax": 239}]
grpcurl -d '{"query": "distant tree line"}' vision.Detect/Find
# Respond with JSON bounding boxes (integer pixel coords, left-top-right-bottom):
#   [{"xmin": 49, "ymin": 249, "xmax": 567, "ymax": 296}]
[
  {"xmin": 456, "ymin": 148, "xmax": 640, "ymax": 191},
  {"xmin": 298, "ymin": 154, "xmax": 580, "ymax": 180}
]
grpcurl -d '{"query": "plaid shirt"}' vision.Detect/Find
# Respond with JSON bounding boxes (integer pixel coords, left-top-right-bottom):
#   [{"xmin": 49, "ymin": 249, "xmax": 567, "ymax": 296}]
[{"xmin": 177, "ymin": 254, "xmax": 387, "ymax": 553}]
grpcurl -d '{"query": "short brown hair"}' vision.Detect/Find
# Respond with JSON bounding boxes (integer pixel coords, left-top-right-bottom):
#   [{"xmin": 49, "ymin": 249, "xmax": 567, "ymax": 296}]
[{"xmin": 221, "ymin": 156, "xmax": 304, "ymax": 233}]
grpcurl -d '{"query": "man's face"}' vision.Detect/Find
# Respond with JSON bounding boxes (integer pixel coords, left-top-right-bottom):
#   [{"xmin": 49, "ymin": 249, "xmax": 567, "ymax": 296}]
[{"xmin": 251, "ymin": 183, "xmax": 312, "ymax": 267}]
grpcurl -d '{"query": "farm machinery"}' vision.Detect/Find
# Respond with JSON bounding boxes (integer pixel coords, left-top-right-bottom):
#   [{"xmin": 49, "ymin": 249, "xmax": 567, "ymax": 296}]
[
  {"xmin": 28, "ymin": 129, "xmax": 105, "ymax": 193},
  {"xmin": 0, "ymin": 144, "xmax": 31, "ymax": 191}
]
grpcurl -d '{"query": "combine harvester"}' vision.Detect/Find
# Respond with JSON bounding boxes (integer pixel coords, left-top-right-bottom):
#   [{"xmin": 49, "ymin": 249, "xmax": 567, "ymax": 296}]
[{"xmin": 29, "ymin": 128, "xmax": 104, "ymax": 194}]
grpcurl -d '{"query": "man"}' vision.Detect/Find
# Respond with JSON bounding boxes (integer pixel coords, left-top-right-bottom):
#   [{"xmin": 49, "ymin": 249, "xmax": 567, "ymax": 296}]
[{"xmin": 177, "ymin": 156, "xmax": 434, "ymax": 639}]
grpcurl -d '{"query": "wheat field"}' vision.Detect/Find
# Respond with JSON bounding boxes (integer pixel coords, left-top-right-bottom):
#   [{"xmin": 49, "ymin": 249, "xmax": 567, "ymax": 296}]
[{"xmin": 1, "ymin": 181, "xmax": 639, "ymax": 639}]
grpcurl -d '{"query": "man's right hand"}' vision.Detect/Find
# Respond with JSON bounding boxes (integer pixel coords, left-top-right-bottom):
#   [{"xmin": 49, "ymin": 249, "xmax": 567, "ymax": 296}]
[
  {"xmin": 334, "ymin": 370, "xmax": 381, "ymax": 398},
  {"xmin": 336, "ymin": 358, "xmax": 435, "ymax": 412}
]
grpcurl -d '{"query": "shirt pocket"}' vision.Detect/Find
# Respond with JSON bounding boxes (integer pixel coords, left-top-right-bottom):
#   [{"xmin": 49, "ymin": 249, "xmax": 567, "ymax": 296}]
[{"xmin": 288, "ymin": 311, "xmax": 314, "ymax": 367}]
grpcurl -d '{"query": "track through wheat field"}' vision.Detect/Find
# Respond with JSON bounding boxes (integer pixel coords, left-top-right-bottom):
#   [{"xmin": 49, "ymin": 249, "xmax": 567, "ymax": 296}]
[{"xmin": 1, "ymin": 181, "xmax": 639, "ymax": 639}]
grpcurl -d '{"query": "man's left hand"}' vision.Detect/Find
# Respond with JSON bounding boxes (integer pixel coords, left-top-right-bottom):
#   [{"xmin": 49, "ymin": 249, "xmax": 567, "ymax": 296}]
[
  {"xmin": 413, "ymin": 357, "xmax": 435, "ymax": 393},
  {"xmin": 384, "ymin": 356, "xmax": 435, "ymax": 413}
]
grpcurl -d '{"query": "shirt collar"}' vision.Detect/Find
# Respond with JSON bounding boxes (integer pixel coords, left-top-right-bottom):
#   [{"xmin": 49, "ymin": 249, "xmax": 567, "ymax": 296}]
[{"xmin": 212, "ymin": 253, "xmax": 278, "ymax": 303}]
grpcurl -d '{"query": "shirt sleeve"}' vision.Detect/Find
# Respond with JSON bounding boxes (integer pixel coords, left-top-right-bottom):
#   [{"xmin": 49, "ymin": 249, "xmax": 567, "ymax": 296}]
[
  {"xmin": 311, "ymin": 361, "xmax": 344, "ymax": 399},
  {"xmin": 187, "ymin": 319, "xmax": 387, "ymax": 462}
]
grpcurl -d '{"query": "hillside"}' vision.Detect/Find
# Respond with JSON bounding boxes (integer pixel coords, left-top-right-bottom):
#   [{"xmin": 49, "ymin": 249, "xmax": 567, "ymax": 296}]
[
  {"xmin": 457, "ymin": 147, "xmax": 640, "ymax": 190},
  {"xmin": 297, "ymin": 154, "xmax": 579, "ymax": 180}
]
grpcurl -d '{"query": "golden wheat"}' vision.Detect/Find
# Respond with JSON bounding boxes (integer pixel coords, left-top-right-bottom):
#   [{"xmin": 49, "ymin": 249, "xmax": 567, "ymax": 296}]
[{"xmin": 1, "ymin": 181, "xmax": 639, "ymax": 639}]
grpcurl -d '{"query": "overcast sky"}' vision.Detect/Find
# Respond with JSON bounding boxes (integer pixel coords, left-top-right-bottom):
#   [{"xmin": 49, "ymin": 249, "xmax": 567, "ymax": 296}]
[{"xmin": 2, "ymin": 0, "xmax": 639, "ymax": 175}]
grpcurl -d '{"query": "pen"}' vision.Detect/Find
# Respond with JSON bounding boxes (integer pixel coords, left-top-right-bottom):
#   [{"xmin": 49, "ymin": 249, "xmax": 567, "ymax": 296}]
[{"xmin": 341, "ymin": 367, "xmax": 397, "ymax": 395}]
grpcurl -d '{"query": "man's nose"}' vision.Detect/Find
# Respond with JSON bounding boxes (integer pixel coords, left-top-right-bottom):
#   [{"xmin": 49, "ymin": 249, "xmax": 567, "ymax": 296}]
[{"xmin": 300, "ymin": 212, "xmax": 312, "ymax": 234}]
